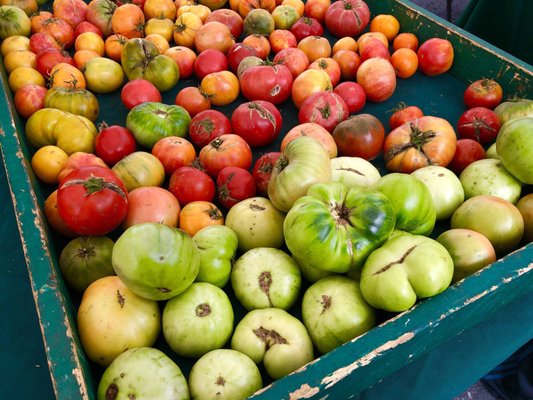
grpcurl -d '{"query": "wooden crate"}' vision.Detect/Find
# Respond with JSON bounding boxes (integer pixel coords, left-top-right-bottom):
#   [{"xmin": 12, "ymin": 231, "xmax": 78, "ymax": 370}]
[{"xmin": 0, "ymin": 0, "xmax": 532, "ymax": 398}]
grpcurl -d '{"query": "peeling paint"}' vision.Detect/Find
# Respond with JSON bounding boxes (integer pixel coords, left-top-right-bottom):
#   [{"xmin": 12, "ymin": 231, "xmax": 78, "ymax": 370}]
[{"xmin": 289, "ymin": 384, "xmax": 320, "ymax": 399}]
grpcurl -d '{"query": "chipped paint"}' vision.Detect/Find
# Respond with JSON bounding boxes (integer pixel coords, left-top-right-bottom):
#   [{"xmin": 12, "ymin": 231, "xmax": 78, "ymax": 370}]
[
  {"xmin": 321, "ymin": 332, "xmax": 415, "ymax": 389},
  {"xmin": 289, "ymin": 384, "xmax": 320, "ymax": 399}
]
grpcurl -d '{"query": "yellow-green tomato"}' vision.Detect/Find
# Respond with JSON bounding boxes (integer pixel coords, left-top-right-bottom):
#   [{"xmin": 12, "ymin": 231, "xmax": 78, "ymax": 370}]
[
  {"xmin": 112, "ymin": 151, "xmax": 165, "ymax": 191},
  {"xmin": 0, "ymin": 5, "xmax": 31, "ymax": 39},
  {"xmin": 83, "ymin": 56, "xmax": 125, "ymax": 93}
]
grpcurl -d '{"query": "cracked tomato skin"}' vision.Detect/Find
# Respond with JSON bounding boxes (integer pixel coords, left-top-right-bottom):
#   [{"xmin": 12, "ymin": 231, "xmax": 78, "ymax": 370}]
[
  {"xmin": 457, "ymin": 106, "xmax": 501, "ymax": 144},
  {"xmin": 216, "ymin": 166, "xmax": 256, "ymax": 209},
  {"xmin": 231, "ymin": 100, "xmax": 282, "ymax": 148},
  {"xmin": 239, "ymin": 63, "xmax": 293, "ymax": 105},
  {"xmin": 298, "ymin": 91, "xmax": 349, "ymax": 133},
  {"xmin": 57, "ymin": 165, "xmax": 128, "ymax": 236},
  {"xmin": 383, "ymin": 115, "xmax": 457, "ymax": 174}
]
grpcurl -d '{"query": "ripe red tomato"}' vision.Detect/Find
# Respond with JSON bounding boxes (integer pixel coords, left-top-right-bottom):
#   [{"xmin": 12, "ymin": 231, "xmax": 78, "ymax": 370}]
[
  {"xmin": 168, "ymin": 165, "xmax": 216, "ymax": 206},
  {"xmin": 463, "ymin": 78, "xmax": 503, "ymax": 110},
  {"xmin": 216, "ymin": 166, "xmax": 257, "ymax": 209},
  {"xmin": 457, "ymin": 107, "xmax": 501, "ymax": 144},
  {"xmin": 36, "ymin": 49, "xmax": 75, "ymax": 76},
  {"xmin": 324, "ymin": 0, "xmax": 370, "ymax": 38},
  {"xmin": 151, "ymin": 136, "xmax": 196, "ymax": 176},
  {"xmin": 388, "ymin": 103, "xmax": 424, "ymax": 130},
  {"xmin": 417, "ymin": 38, "xmax": 454, "ymax": 76},
  {"xmin": 194, "ymin": 48, "xmax": 229, "ymax": 80},
  {"xmin": 57, "ymin": 165, "xmax": 128, "ymax": 236},
  {"xmin": 120, "ymin": 79, "xmax": 162, "ymax": 110},
  {"xmin": 447, "ymin": 138, "xmax": 487, "ymax": 175},
  {"xmin": 332, "ymin": 113, "xmax": 385, "ymax": 160},
  {"xmin": 174, "ymin": 86, "xmax": 211, "ymax": 117},
  {"xmin": 188, "ymin": 109, "xmax": 233, "ymax": 149},
  {"xmin": 289, "ymin": 16, "xmax": 324, "ymax": 42},
  {"xmin": 252, "ymin": 151, "xmax": 281, "ymax": 196},
  {"xmin": 14, "ymin": 84, "xmax": 48, "ymax": 119},
  {"xmin": 231, "ymin": 100, "xmax": 283, "ymax": 148},
  {"xmin": 94, "ymin": 124, "xmax": 137, "ymax": 166},
  {"xmin": 198, "ymin": 134, "xmax": 253, "ymax": 177},
  {"xmin": 239, "ymin": 63, "xmax": 293, "ymax": 105},
  {"xmin": 226, "ymin": 42, "xmax": 257, "ymax": 73},
  {"xmin": 298, "ymin": 91, "xmax": 349, "ymax": 132},
  {"xmin": 333, "ymin": 81, "xmax": 366, "ymax": 114}
]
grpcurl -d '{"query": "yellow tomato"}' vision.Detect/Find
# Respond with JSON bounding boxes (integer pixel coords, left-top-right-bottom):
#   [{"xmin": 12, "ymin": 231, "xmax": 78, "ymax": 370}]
[
  {"xmin": 8, "ymin": 66, "xmax": 45, "ymax": 92},
  {"xmin": 144, "ymin": 17, "xmax": 175, "ymax": 42},
  {"xmin": 144, "ymin": 33, "xmax": 170, "ymax": 54},
  {"xmin": 31, "ymin": 145, "xmax": 69, "ymax": 184},
  {"xmin": 332, "ymin": 36, "xmax": 358, "ymax": 54},
  {"xmin": 0, "ymin": 35, "xmax": 30, "ymax": 57},
  {"xmin": 74, "ymin": 32, "xmax": 105, "ymax": 55},
  {"xmin": 3, "ymin": 50, "xmax": 36, "ymax": 73}
]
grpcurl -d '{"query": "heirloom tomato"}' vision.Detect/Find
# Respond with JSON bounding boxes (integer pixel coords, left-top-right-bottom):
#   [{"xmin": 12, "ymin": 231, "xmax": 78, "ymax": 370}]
[
  {"xmin": 463, "ymin": 78, "xmax": 503, "ymax": 109},
  {"xmin": 239, "ymin": 62, "xmax": 293, "ymax": 105},
  {"xmin": 123, "ymin": 186, "xmax": 181, "ymax": 229},
  {"xmin": 44, "ymin": 190, "xmax": 77, "ymax": 238},
  {"xmin": 35, "ymin": 49, "xmax": 73, "ymax": 76},
  {"xmin": 14, "ymin": 84, "xmax": 47, "ymax": 118},
  {"xmin": 289, "ymin": 16, "xmax": 323, "ymax": 42},
  {"xmin": 37, "ymin": 17, "xmax": 75, "ymax": 48},
  {"xmin": 110, "ymin": 4, "xmax": 145, "ymax": 38},
  {"xmin": 194, "ymin": 48, "xmax": 229, "ymax": 80},
  {"xmin": 53, "ymin": 0, "xmax": 88, "ymax": 28},
  {"xmin": 252, "ymin": 151, "xmax": 281, "ymax": 196},
  {"xmin": 457, "ymin": 106, "xmax": 500, "ymax": 144},
  {"xmin": 31, "ymin": 145, "xmax": 68, "ymax": 184},
  {"xmin": 282, "ymin": 122, "xmax": 337, "ymax": 158},
  {"xmin": 195, "ymin": 21, "xmax": 235, "ymax": 54},
  {"xmin": 74, "ymin": 21, "xmax": 103, "ymax": 38},
  {"xmin": 57, "ymin": 165, "xmax": 128, "ymax": 236},
  {"xmin": 493, "ymin": 98, "xmax": 533, "ymax": 125},
  {"xmin": 332, "ymin": 113, "xmax": 385, "ymax": 160},
  {"xmin": 58, "ymin": 151, "xmax": 109, "ymax": 184},
  {"xmin": 298, "ymin": 91, "xmax": 348, "ymax": 133},
  {"xmin": 199, "ymin": 134, "xmax": 253, "ymax": 177},
  {"xmin": 369, "ymin": 14, "xmax": 400, "ymax": 42},
  {"xmin": 200, "ymin": 70, "xmax": 240, "ymax": 107},
  {"xmin": 268, "ymin": 29, "xmax": 297, "ymax": 54},
  {"xmin": 242, "ymin": 33, "xmax": 271, "ymax": 59},
  {"xmin": 44, "ymin": 86, "xmax": 99, "ymax": 122},
  {"xmin": 95, "ymin": 124, "xmax": 137, "ymax": 166},
  {"xmin": 83, "ymin": 57, "xmax": 124, "ymax": 94},
  {"xmin": 216, "ymin": 166, "xmax": 257, "ymax": 209},
  {"xmin": 304, "ymin": 0, "xmax": 330, "ymax": 23},
  {"xmin": 324, "ymin": 0, "xmax": 370, "ymax": 38},
  {"xmin": 169, "ymin": 165, "xmax": 216, "ymax": 205},
  {"xmin": 151, "ymin": 136, "xmax": 196, "ymax": 176},
  {"xmin": 448, "ymin": 138, "xmax": 486, "ymax": 175},
  {"xmin": 231, "ymin": 100, "xmax": 283, "ymax": 147},
  {"xmin": 390, "ymin": 48, "xmax": 418, "ymax": 78},
  {"xmin": 388, "ymin": 103, "xmax": 424, "ymax": 130},
  {"xmin": 359, "ymin": 37, "xmax": 390, "ymax": 62},
  {"xmin": 297, "ymin": 35, "xmax": 331, "ymax": 62},
  {"xmin": 393, "ymin": 32, "xmax": 419, "ymax": 51},
  {"xmin": 356, "ymin": 58, "xmax": 396, "ymax": 103},
  {"xmin": 188, "ymin": 109, "xmax": 233, "ymax": 148},
  {"xmin": 104, "ymin": 34, "xmax": 127, "ymax": 62},
  {"xmin": 179, "ymin": 200, "xmax": 224, "ymax": 236},
  {"xmin": 226, "ymin": 42, "xmax": 257, "ymax": 73},
  {"xmin": 86, "ymin": 0, "xmax": 117, "ymax": 37},
  {"xmin": 120, "ymin": 79, "xmax": 162, "ymax": 110},
  {"xmin": 333, "ymin": 81, "xmax": 366, "ymax": 114},
  {"xmin": 308, "ymin": 57, "xmax": 341, "ymax": 87},
  {"xmin": 332, "ymin": 49, "xmax": 361, "ymax": 81},
  {"xmin": 496, "ymin": 116, "xmax": 533, "ymax": 184},
  {"xmin": 271, "ymin": 5, "xmax": 299, "ymax": 30},
  {"xmin": 173, "ymin": 12, "xmax": 203, "ymax": 48},
  {"xmin": 417, "ymin": 37, "xmax": 454, "ymax": 76},
  {"xmin": 174, "ymin": 86, "xmax": 211, "ymax": 117},
  {"xmin": 291, "ymin": 69, "xmax": 332, "ymax": 109},
  {"xmin": 8, "ymin": 66, "xmax": 45, "ymax": 92},
  {"xmin": 205, "ymin": 9, "xmax": 243, "ymax": 38},
  {"xmin": 164, "ymin": 46, "xmax": 196, "ymax": 79},
  {"xmin": 112, "ymin": 151, "xmax": 165, "ymax": 192},
  {"xmin": 272, "ymin": 47, "xmax": 309, "ymax": 79}
]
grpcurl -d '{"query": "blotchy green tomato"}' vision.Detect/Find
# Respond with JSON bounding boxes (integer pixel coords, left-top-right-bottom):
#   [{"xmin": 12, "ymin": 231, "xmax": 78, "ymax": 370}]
[
  {"xmin": 493, "ymin": 98, "xmax": 533, "ymax": 125},
  {"xmin": 193, "ymin": 225, "xmax": 239, "ymax": 288},
  {"xmin": 360, "ymin": 234, "xmax": 454, "ymax": 312},
  {"xmin": 0, "ymin": 6, "xmax": 31, "ymax": 39},
  {"xmin": 284, "ymin": 181, "xmax": 396, "ymax": 274},
  {"xmin": 496, "ymin": 116, "xmax": 533, "ymax": 184},
  {"xmin": 44, "ymin": 86, "xmax": 100, "ymax": 122}
]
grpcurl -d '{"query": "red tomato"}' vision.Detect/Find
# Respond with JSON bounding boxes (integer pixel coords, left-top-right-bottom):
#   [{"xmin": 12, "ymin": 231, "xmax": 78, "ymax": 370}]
[
  {"xmin": 36, "ymin": 49, "xmax": 75, "ymax": 76},
  {"xmin": 447, "ymin": 138, "xmax": 487, "ymax": 175},
  {"xmin": 333, "ymin": 81, "xmax": 366, "ymax": 114},
  {"xmin": 198, "ymin": 134, "xmax": 253, "ymax": 177},
  {"xmin": 252, "ymin": 151, "xmax": 281, "ymax": 196},
  {"xmin": 168, "ymin": 165, "xmax": 216, "ymax": 205},
  {"xmin": 239, "ymin": 63, "xmax": 293, "ymax": 105},
  {"xmin": 58, "ymin": 152, "xmax": 109, "ymax": 184},
  {"xmin": 57, "ymin": 165, "xmax": 128, "ymax": 236},
  {"xmin": 332, "ymin": 49, "xmax": 361, "ymax": 81},
  {"xmin": 216, "ymin": 166, "xmax": 257, "ymax": 209},
  {"xmin": 298, "ymin": 91, "xmax": 349, "ymax": 132},
  {"xmin": 417, "ymin": 37, "xmax": 454, "ymax": 76},
  {"xmin": 151, "ymin": 136, "xmax": 196, "ymax": 176},
  {"xmin": 226, "ymin": 42, "xmax": 257, "ymax": 73},
  {"xmin": 231, "ymin": 100, "xmax": 283, "ymax": 148},
  {"xmin": 272, "ymin": 47, "xmax": 309, "ymax": 79},
  {"xmin": 324, "ymin": 0, "xmax": 370, "ymax": 38},
  {"xmin": 332, "ymin": 113, "xmax": 385, "ymax": 160},
  {"xmin": 30, "ymin": 32, "xmax": 62, "ymax": 56},
  {"xmin": 356, "ymin": 58, "xmax": 397, "ymax": 103},
  {"xmin": 164, "ymin": 46, "xmax": 197, "ymax": 79},
  {"xmin": 457, "ymin": 107, "xmax": 501, "ymax": 144},
  {"xmin": 14, "ymin": 84, "xmax": 48, "ymax": 119},
  {"xmin": 194, "ymin": 48, "xmax": 230, "ymax": 80},
  {"xmin": 388, "ymin": 103, "xmax": 424, "ymax": 130},
  {"xmin": 94, "ymin": 124, "xmax": 137, "ymax": 166},
  {"xmin": 463, "ymin": 78, "xmax": 503, "ymax": 110},
  {"xmin": 289, "ymin": 16, "xmax": 323, "ymax": 42},
  {"xmin": 74, "ymin": 21, "xmax": 103, "ymax": 39},
  {"xmin": 174, "ymin": 86, "xmax": 211, "ymax": 117},
  {"xmin": 120, "ymin": 79, "xmax": 162, "ymax": 110},
  {"xmin": 188, "ymin": 109, "xmax": 233, "ymax": 149}
]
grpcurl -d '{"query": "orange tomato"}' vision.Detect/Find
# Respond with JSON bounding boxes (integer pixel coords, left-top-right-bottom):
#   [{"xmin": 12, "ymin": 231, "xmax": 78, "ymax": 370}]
[
  {"xmin": 31, "ymin": 145, "xmax": 69, "ymax": 184},
  {"xmin": 282, "ymin": 122, "xmax": 338, "ymax": 158},
  {"xmin": 173, "ymin": 12, "xmax": 203, "ymax": 48},
  {"xmin": 357, "ymin": 31, "xmax": 388, "ymax": 53},
  {"xmin": 297, "ymin": 35, "xmax": 331, "ymax": 62},
  {"xmin": 49, "ymin": 63, "xmax": 86, "ymax": 89},
  {"xmin": 369, "ymin": 14, "xmax": 400, "ymax": 42},
  {"xmin": 111, "ymin": 4, "xmax": 146, "ymax": 39},
  {"xmin": 177, "ymin": 4, "xmax": 211, "ymax": 22},
  {"xmin": 332, "ymin": 36, "xmax": 358, "ymax": 54},
  {"xmin": 143, "ymin": 0, "xmax": 177, "ymax": 20},
  {"xmin": 393, "ymin": 32, "xmax": 419, "ymax": 52},
  {"xmin": 30, "ymin": 10, "xmax": 54, "ymax": 33},
  {"xmin": 200, "ymin": 70, "xmax": 240, "ymax": 106},
  {"xmin": 390, "ymin": 47, "xmax": 418, "ymax": 78},
  {"xmin": 44, "ymin": 190, "xmax": 78, "ymax": 238},
  {"xmin": 332, "ymin": 49, "xmax": 361, "ymax": 81},
  {"xmin": 123, "ymin": 187, "xmax": 181, "ymax": 229},
  {"xmin": 242, "ymin": 33, "xmax": 270, "ymax": 59},
  {"xmin": 178, "ymin": 201, "xmax": 224, "ymax": 236},
  {"xmin": 304, "ymin": 0, "xmax": 330, "ymax": 24},
  {"xmin": 145, "ymin": 33, "xmax": 170, "ymax": 53},
  {"xmin": 104, "ymin": 34, "xmax": 128, "ymax": 62},
  {"xmin": 307, "ymin": 57, "xmax": 341, "ymax": 87},
  {"xmin": 73, "ymin": 49, "xmax": 100, "ymax": 69},
  {"xmin": 74, "ymin": 31, "xmax": 105, "ymax": 55},
  {"xmin": 238, "ymin": 0, "xmax": 276, "ymax": 18},
  {"xmin": 291, "ymin": 68, "xmax": 332, "ymax": 109},
  {"xmin": 194, "ymin": 21, "xmax": 235, "ymax": 54},
  {"xmin": 144, "ymin": 17, "xmax": 175, "ymax": 42},
  {"xmin": 281, "ymin": 0, "xmax": 304, "ymax": 17}
]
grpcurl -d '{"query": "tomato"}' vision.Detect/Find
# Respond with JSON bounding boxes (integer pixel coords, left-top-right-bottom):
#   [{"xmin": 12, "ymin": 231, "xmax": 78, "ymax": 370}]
[
  {"xmin": 238, "ymin": 0, "xmax": 276, "ymax": 18},
  {"xmin": 268, "ymin": 29, "xmax": 297, "ymax": 54},
  {"xmin": 457, "ymin": 106, "xmax": 501, "ymax": 144},
  {"xmin": 281, "ymin": 0, "xmax": 304, "ymax": 17},
  {"xmin": 200, "ymin": 70, "xmax": 240, "ymax": 107},
  {"xmin": 242, "ymin": 33, "xmax": 271, "ymax": 59},
  {"xmin": 169, "ymin": 165, "xmax": 216, "ymax": 205},
  {"xmin": 383, "ymin": 116, "xmax": 457, "ymax": 173},
  {"xmin": 8, "ymin": 66, "xmax": 45, "ymax": 92},
  {"xmin": 447, "ymin": 138, "xmax": 486, "ymax": 175},
  {"xmin": 74, "ymin": 21, "xmax": 103, "ymax": 39},
  {"xmin": 393, "ymin": 32, "xmax": 419, "ymax": 52},
  {"xmin": 226, "ymin": 42, "xmax": 257, "ymax": 73},
  {"xmin": 176, "ymin": 4, "xmax": 210, "ymax": 22},
  {"xmin": 289, "ymin": 16, "xmax": 323, "ymax": 42},
  {"xmin": 173, "ymin": 12, "xmax": 203, "ymax": 49},
  {"xmin": 252, "ymin": 151, "xmax": 281, "ymax": 196},
  {"xmin": 369, "ymin": 14, "xmax": 400, "ymax": 42},
  {"xmin": 239, "ymin": 63, "xmax": 293, "ymax": 105},
  {"xmin": 390, "ymin": 47, "xmax": 418, "ymax": 78},
  {"xmin": 123, "ymin": 186, "xmax": 181, "ymax": 229},
  {"xmin": 243, "ymin": 8, "xmax": 276, "ymax": 36},
  {"xmin": 44, "ymin": 85, "xmax": 99, "ymax": 124},
  {"xmin": 324, "ymin": 0, "xmax": 370, "ymax": 38},
  {"xmin": 304, "ymin": 0, "xmax": 330, "ymax": 24},
  {"xmin": 271, "ymin": 5, "xmax": 299, "ymax": 30},
  {"xmin": 188, "ymin": 109, "xmax": 233, "ymax": 148},
  {"xmin": 0, "ymin": 5, "xmax": 31, "ymax": 39},
  {"xmin": 195, "ymin": 21, "xmax": 235, "ymax": 54},
  {"xmin": 86, "ymin": 0, "xmax": 117, "ymax": 37},
  {"xmin": 58, "ymin": 151, "xmax": 109, "ymax": 184},
  {"xmin": 1, "ymin": 34, "xmax": 30, "ymax": 57},
  {"xmin": 174, "ymin": 86, "xmax": 211, "ymax": 117},
  {"xmin": 35, "ymin": 49, "xmax": 73, "ymax": 76},
  {"xmin": 49, "ymin": 62, "xmax": 85, "ymax": 89},
  {"xmin": 388, "ymin": 103, "xmax": 424, "ymax": 130},
  {"xmin": 75, "ymin": 31, "xmax": 104, "ymax": 54},
  {"xmin": 332, "ymin": 113, "xmax": 385, "ymax": 160},
  {"xmin": 236, "ymin": 55, "xmax": 263, "ymax": 79},
  {"xmin": 417, "ymin": 37, "xmax": 454, "ymax": 76},
  {"xmin": 298, "ymin": 91, "xmax": 348, "ymax": 133},
  {"xmin": 53, "ymin": 0, "xmax": 88, "ymax": 28},
  {"xmin": 291, "ymin": 68, "xmax": 332, "ymax": 109},
  {"xmin": 297, "ymin": 35, "xmax": 331, "ymax": 62},
  {"xmin": 112, "ymin": 151, "xmax": 165, "ymax": 191},
  {"xmin": 14, "ymin": 84, "xmax": 47, "ymax": 118},
  {"xmin": 356, "ymin": 58, "xmax": 396, "ymax": 103},
  {"xmin": 194, "ymin": 48, "xmax": 229, "ymax": 80},
  {"xmin": 74, "ymin": 49, "xmax": 100, "ymax": 69},
  {"xmin": 111, "ymin": 4, "xmax": 145, "ymax": 38},
  {"xmin": 29, "ymin": 32, "xmax": 61, "ymax": 55},
  {"xmin": 57, "ymin": 165, "xmax": 128, "ymax": 236},
  {"xmin": 164, "ymin": 46, "xmax": 197, "ymax": 79},
  {"xmin": 144, "ymin": 0, "xmax": 176, "ymax": 20},
  {"xmin": 494, "ymin": 99, "xmax": 533, "ymax": 125},
  {"xmin": 104, "ymin": 34, "xmax": 127, "ymax": 62},
  {"xmin": 120, "ymin": 78, "xmax": 162, "ymax": 110},
  {"xmin": 359, "ymin": 37, "xmax": 390, "ymax": 62},
  {"xmin": 332, "ymin": 36, "xmax": 357, "ymax": 54},
  {"xmin": 198, "ymin": 134, "xmax": 253, "ymax": 177},
  {"xmin": 144, "ymin": 17, "xmax": 174, "ymax": 41},
  {"xmin": 231, "ymin": 100, "xmax": 283, "ymax": 147},
  {"xmin": 272, "ymin": 47, "xmax": 309, "ymax": 79},
  {"xmin": 95, "ymin": 124, "xmax": 137, "ymax": 166},
  {"xmin": 307, "ymin": 57, "xmax": 341, "ymax": 87},
  {"xmin": 282, "ymin": 122, "xmax": 337, "ymax": 158},
  {"xmin": 463, "ymin": 78, "xmax": 503, "ymax": 110},
  {"xmin": 151, "ymin": 136, "xmax": 196, "ymax": 176},
  {"xmin": 332, "ymin": 49, "xmax": 361, "ymax": 81},
  {"xmin": 205, "ymin": 9, "xmax": 243, "ymax": 39},
  {"xmin": 44, "ymin": 190, "xmax": 77, "ymax": 237},
  {"xmin": 31, "ymin": 145, "xmax": 69, "ymax": 184},
  {"xmin": 37, "ymin": 17, "xmax": 75, "ymax": 49},
  {"xmin": 216, "ymin": 166, "xmax": 256, "ymax": 209},
  {"xmin": 333, "ymin": 81, "xmax": 366, "ymax": 114},
  {"xmin": 178, "ymin": 200, "xmax": 224, "ymax": 236}
]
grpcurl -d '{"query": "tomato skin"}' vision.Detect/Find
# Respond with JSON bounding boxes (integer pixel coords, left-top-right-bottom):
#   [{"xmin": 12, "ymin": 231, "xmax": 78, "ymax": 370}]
[
  {"xmin": 57, "ymin": 165, "xmax": 128, "ymax": 236},
  {"xmin": 417, "ymin": 37, "xmax": 454, "ymax": 76},
  {"xmin": 120, "ymin": 79, "xmax": 162, "ymax": 110},
  {"xmin": 231, "ymin": 100, "xmax": 283, "ymax": 148},
  {"xmin": 447, "ymin": 138, "xmax": 486, "ymax": 175},
  {"xmin": 239, "ymin": 63, "xmax": 293, "ymax": 105},
  {"xmin": 188, "ymin": 109, "xmax": 233, "ymax": 149},
  {"xmin": 324, "ymin": 0, "xmax": 370, "ymax": 38},
  {"xmin": 298, "ymin": 91, "xmax": 349, "ymax": 133},
  {"xmin": 178, "ymin": 200, "xmax": 224, "ymax": 236},
  {"xmin": 168, "ymin": 165, "xmax": 216, "ymax": 205},
  {"xmin": 95, "ymin": 124, "xmax": 137, "ymax": 166},
  {"xmin": 198, "ymin": 134, "xmax": 253, "ymax": 177},
  {"xmin": 333, "ymin": 81, "xmax": 366, "ymax": 114},
  {"xmin": 252, "ymin": 151, "xmax": 281, "ymax": 196},
  {"xmin": 389, "ymin": 103, "xmax": 424, "ymax": 130},
  {"xmin": 289, "ymin": 16, "xmax": 323, "ymax": 42},
  {"xmin": 194, "ymin": 48, "xmax": 229, "ymax": 80},
  {"xmin": 457, "ymin": 107, "xmax": 501, "ymax": 144},
  {"xmin": 151, "ymin": 136, "xmax": 196, "ymax": 176},
  {"xmin": 332, "ymin": 113, "xmax": 385, "ymax": 160},
  {"xmin": 216, "ymin": 166, "xmax": 257, "ymax": 209},
  {"xmin": 463, "ymin": 78, "xmax": 503, "ymax": 110}
]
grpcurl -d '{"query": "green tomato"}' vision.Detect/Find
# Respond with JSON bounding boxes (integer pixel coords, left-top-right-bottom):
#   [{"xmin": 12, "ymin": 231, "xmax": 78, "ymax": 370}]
[
  {"xmin": 59, "ymin": 235, "xmax": 115, "ymax": 293},
  {"xmin": 44, "ymin": 86, "xmax": 99, "ymax": 122},
  {"xmin": 126, "ymin": 102, "xmax": 191, "ymax": 149},
  {"xmin": 496, "ymin": 117, "xmax": 533, "ymax": 184},
  {"xmin": 84, "ymin": 57, "xmax": 124, "ymax": 94},
  {"xmin": 112, "ymin": 222, "xmax": 200, "ymax": 301},
  {"xmin": 162, "ymin": 282, "xmax": 234, "ymax": 358},
  {"xmin": 0, "ymin": 6, "xmax": 31, "ymax": 39},
  {"xmin": 97, "ymin": 347, "xmax": 189, "ymax": 400},
  {"xmin": 268, "ymin": 136, "xmax": 331, "ymax": 212},
  {"xmin": 330, "ymin": 156, "xmax": 381, "ymax": 189},
  {"xmin": 284, "ymin": 181, "xmax": 396, "ymax": 274},
  {"xmin": 193, "ymin": 225, "xmax": 238, "ymax": 288},
  {"xmin": 302, "ymin": 275, "xmax": 376, "ymax": 354},
  {"xmin": 271, "ymin": 5, "xmax": 300, "ymax": 30},
  {"xmin": 493, "ymin": 98, "xmax": 533, "ymax": 125},
  {"xmin": 376, "ymin": 173, "xmax": 436, "ymax": 236},
  {"xmin": 360, "ymin": 234, "xmax": 454, "ymax": 312}
]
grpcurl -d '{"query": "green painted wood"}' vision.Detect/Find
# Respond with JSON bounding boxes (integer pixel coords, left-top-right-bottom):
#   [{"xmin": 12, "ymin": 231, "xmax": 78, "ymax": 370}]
[{"xmin": 0, "ymin": 0, "xmax": 531, "ymax": 399}]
